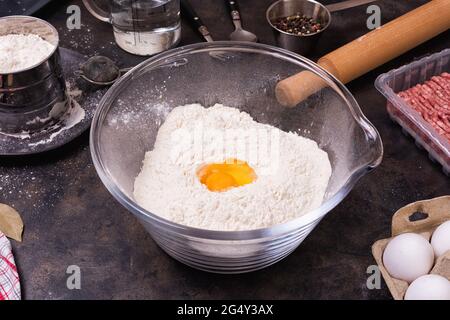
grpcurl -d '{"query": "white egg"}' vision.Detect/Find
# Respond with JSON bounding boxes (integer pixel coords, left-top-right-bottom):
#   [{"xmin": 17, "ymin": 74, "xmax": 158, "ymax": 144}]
[
  {"xmin": 383, "ymin": 233, "xmax": 434, "ymax": 283},
  {"xmin": 431, "ymin": 221, "xmax": 450, "ymax": 258},
  {"xmin": 405, "ymin": 274, "xmax": 450, "ymax": 300}
]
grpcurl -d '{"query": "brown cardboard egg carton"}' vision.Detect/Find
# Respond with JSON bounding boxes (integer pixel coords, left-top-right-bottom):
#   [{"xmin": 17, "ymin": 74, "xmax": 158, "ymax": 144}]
[{"xmin": 372, "ymin": 195, "xmax": 450, "ymax": 300}]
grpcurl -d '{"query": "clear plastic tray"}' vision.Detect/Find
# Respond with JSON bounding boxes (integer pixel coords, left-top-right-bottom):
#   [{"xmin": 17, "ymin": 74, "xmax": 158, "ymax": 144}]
[{"xmin": 375, "ymin": 49, "xmax": 450, "ymax": 176}]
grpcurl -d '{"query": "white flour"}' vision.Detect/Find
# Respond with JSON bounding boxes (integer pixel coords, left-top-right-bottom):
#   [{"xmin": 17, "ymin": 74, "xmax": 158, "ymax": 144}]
[
  {"xmin": 0, "ymin": 34, "xmax": 54, "ymax": 73},
  {"xmin": 27, "ymin": 98, "xmax": 85, "ymax": 147},
  {"xmin": 133, "ymin": 104, "xmax": 332, "ymax": 231}
]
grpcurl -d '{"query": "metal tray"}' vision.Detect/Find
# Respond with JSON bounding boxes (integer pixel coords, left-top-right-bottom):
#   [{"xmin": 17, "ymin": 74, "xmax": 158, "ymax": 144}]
[{"xmin": 0, "ymin": 48, "xmax": 107, "ymax": 155}]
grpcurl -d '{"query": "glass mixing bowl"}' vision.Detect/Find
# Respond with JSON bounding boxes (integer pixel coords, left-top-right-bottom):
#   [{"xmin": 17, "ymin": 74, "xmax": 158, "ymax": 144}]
[{"xmin": 90, "ymin": 42, "xmax": 383, "ymax": 273}]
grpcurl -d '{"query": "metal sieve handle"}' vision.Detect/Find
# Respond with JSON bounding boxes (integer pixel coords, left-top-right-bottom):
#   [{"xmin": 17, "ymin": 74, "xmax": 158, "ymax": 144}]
[{"xmin": 326, "ymin": 0, "xmax": 378, "ymax": 13}]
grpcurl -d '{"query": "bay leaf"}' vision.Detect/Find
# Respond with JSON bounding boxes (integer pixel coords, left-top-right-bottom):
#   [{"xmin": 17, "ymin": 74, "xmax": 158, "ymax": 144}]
[{"xmin": 0, "ymin": 203, "xmax": 23, "ymax": 242}]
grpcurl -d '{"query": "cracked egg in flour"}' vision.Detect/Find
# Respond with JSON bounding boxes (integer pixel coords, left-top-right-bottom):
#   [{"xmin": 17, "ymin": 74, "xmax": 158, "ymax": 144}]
[{"xmin": 133, "ymin": 103, "xmax": 332, "ymax": 231}]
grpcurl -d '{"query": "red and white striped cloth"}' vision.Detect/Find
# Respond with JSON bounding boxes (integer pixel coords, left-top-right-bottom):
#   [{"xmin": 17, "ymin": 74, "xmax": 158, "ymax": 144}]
[{"xmin": 0, "ymin": 232, "xmax": 21, "ymax": 300}]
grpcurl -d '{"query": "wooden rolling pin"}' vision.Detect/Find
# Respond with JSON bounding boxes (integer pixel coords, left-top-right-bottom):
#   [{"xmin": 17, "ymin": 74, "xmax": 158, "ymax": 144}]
[{"xmin": 276, "ymin": 0, "xmax": 450, "ymax": 107}]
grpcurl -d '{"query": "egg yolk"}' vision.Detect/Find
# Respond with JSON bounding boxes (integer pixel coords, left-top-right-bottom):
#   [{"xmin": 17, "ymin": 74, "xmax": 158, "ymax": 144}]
[{"xmin": 197, "ymin": 159, "xmax": 257, "ymax": 192}]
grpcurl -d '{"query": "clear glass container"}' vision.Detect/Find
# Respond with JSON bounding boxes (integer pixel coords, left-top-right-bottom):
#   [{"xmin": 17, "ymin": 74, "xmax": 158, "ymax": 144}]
[
  {"xmin": 90, "ymin": 42, "xmax": 383, "ymax": 273},
  {"xmin": 82, "ymin": 0, "xmax": 181, "ymax": 56},
  {"xmin": 375, "ymin": 49, "xmax": 450, "ymax": 175}
]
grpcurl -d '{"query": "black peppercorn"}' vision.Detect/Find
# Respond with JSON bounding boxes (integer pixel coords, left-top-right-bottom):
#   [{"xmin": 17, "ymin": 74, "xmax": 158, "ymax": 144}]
[{"xmin": 273, "ymin": 13, "xmax": 324, "ymax": 35}]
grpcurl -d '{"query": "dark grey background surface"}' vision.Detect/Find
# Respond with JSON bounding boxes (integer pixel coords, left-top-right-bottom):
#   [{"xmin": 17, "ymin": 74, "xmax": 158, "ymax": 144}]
[
  {"xmin": 0, "ymin": 0, "xmax": 52, "ymax": 16},
  {"xmin": 0, "ymin": 0, "xmax": 449, "ymax": 299}
]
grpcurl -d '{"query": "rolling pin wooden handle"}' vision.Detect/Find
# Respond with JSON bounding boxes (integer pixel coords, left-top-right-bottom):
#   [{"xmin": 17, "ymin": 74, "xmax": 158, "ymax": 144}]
[{"xmin": 276, "ymin": 0, "xmax": 450, "ymax": 107}]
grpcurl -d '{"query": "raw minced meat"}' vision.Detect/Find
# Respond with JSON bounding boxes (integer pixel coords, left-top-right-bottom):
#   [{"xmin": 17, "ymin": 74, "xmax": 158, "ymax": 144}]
[{"xmin": 397, "ymin": 72, "xmax": 450, "ymax": 141}]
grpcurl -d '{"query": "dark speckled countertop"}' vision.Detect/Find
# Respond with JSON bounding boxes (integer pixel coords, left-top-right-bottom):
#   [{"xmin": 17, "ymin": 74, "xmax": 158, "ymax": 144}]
[{"xmin": 0, "ymin": 0, "xmax": 448, "ymax": 300}]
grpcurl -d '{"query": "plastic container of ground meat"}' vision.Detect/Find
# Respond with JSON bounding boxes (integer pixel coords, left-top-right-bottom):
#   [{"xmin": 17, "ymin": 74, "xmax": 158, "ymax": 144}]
[{"xmin": 375, "ymin": 49, "xmax": 450, "ymax": 176}]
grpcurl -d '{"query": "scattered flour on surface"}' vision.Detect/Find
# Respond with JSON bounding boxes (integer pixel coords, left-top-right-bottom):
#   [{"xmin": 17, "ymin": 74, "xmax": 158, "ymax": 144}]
[
  {"xmin": 27, "ymin": 99, "xmax": 85, "ymax": 147},
  {"xmin": 0, "ymin": 34, "xmax": 55, "ymax": 73},
  {"xmin": 133, "ymin": 104, "xmax": 332, "ymax": 231},
  {"xmin": 0, "ymin": 82, "xmax": 85, "ymax": 145}
]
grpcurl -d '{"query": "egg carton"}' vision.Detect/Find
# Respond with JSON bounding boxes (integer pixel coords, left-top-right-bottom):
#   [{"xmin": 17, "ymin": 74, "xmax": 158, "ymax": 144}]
[{"xmin": 371, "ymin": 195, "xmax": 450, "ymax": 300}]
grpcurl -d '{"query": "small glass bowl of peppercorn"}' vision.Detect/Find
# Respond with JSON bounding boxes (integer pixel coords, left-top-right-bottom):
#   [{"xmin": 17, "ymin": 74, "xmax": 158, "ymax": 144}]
[{"xmin": 266, "ymin": 0, "xmax": 331, "ymax": 55}]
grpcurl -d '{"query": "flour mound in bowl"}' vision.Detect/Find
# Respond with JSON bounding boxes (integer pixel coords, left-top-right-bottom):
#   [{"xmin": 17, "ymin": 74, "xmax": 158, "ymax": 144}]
[{"xmin": 133, "ymin": 104, "xmax": 332, "ymax": 231}]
